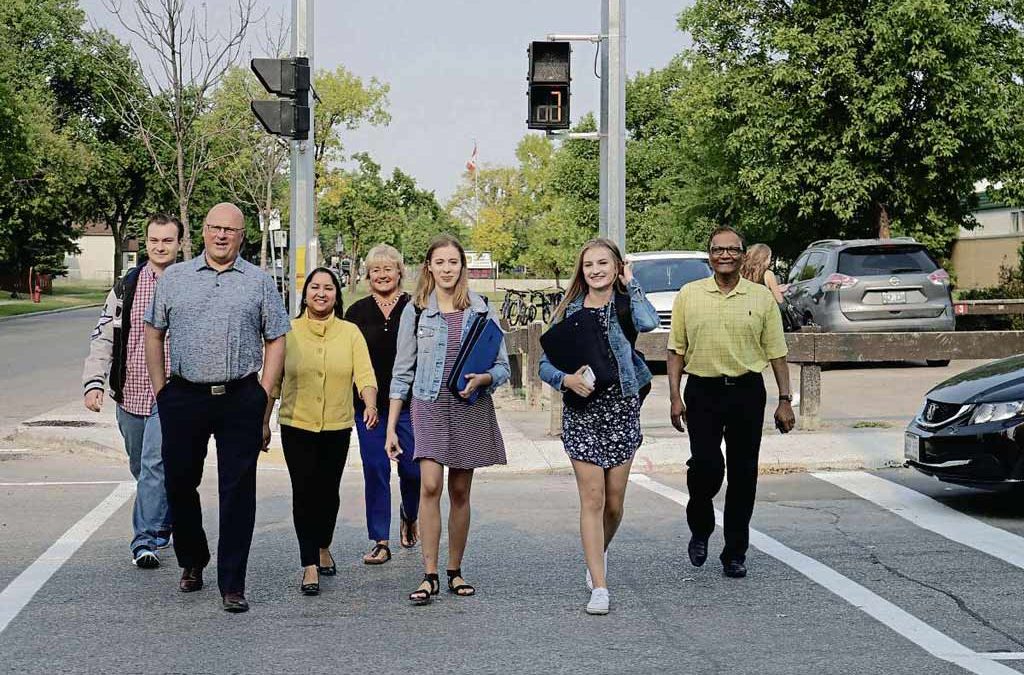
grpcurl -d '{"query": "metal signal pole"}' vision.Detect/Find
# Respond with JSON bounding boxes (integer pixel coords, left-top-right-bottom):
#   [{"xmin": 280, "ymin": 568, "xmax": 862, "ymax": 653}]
[
  {"xmin": 600, "ymin": 0, "xmax": 626, "ymax": 252},
  {"xmin": 289, "ymin": 0, "xmax": 316, "ymax": 312}
]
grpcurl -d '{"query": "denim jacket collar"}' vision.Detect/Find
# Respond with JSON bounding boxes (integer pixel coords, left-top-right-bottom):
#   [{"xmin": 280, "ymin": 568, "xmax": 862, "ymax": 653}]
[{"xmin": 422, "ymin": 290, "xmax": 489, "ymax": 317}]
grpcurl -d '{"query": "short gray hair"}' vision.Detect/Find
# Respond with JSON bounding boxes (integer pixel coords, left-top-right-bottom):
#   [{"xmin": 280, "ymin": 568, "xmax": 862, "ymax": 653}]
[{"xmin": 363, "ymin": 244, "xmax": 405, "ymax": 281}]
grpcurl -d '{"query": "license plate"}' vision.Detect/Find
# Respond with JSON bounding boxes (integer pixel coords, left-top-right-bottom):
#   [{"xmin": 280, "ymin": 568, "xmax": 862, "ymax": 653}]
[
  {"xmin": 882, "ymin": 291, "xmax": 907, "ymax": 304},
  {"xmin": 904, "ymin": 433, "xmax": 920, "ymax": 462}
]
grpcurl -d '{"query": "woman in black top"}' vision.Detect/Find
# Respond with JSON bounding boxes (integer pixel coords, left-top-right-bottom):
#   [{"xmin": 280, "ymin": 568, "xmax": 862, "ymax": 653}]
[{"xmin": 345, "ymin": 244, "xmax": 421, "ymax": 564}]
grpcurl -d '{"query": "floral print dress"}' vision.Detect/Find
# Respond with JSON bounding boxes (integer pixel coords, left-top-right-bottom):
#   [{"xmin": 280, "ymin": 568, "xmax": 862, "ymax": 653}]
[{"xmin": 561, "ymin": 306, "xmax": 642, "ymax": 469}]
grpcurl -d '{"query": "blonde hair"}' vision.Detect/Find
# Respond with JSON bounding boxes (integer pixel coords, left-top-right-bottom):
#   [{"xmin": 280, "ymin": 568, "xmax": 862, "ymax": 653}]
[
  {"xmin": 740, "ymin": 243, "xmax": 772, "ymax": 286},
  {"xmin": 413, "ymin": 234, "xmax": 471, "ymax": 311},
  {"xmin": 364, "ymin": 244, "xmax": 405, "ymax": 284},
  {"xmin": 552, "ymin": 238, "xmax": 627, "ymax": 323}
]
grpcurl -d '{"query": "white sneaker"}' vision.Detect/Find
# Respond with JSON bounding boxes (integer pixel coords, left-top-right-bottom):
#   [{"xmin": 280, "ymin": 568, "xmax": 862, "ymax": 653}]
[
  {"xmin": 586, "ymin": 587, "xmax": 610, "ymax": 615},
  {"xmin": 132, "ymin": 549, "xmax": 160, "ymax": 569},
  {"xmin": 585, "ymin": 551, "xmax": 608, "ymax": 591}
]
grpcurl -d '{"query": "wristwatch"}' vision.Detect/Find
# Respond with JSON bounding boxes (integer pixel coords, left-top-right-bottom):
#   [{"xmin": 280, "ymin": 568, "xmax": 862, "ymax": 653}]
[{"xmin": 779, "ymin": 394, "xmax": 793, "ymax": 402}]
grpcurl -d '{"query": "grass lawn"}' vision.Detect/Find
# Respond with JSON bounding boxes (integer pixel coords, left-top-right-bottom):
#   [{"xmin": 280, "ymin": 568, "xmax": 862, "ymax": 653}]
[{"xmin": 0, "ymin": 282, "xmax": 108, "ymax": 318}]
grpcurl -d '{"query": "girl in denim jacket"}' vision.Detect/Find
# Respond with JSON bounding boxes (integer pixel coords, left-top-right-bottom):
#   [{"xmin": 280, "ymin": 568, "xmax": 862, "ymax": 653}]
[
  {"xmin": 538, "ymin": 238, "xmax": 658, "ymax": 615},
  {"xmin": 386, "ymin": 234, "xmax": 510, "ymax": 605}
]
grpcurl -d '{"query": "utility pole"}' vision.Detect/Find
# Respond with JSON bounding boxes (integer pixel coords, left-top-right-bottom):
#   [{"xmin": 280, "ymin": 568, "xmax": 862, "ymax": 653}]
[
  {"xmin": 542, "ymin": 0, "xmax": 627, "ymax": 252},
  {"xmin": 600, "ymin": 0, "xmax": 626, "ymax": 252},
  {"xmin": 290, "ymin": 0, "xmax": 316, "ymax": 312}
]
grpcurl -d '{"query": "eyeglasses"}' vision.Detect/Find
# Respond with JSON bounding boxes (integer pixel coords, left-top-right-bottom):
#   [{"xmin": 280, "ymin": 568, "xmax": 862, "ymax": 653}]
[
  {"xmin": 205, "ymin": 223, "xmax": 244, "ymax": 236},
  {"xmin": 710, "ymin": 246, "xmax": 744, "ymax": 257}
]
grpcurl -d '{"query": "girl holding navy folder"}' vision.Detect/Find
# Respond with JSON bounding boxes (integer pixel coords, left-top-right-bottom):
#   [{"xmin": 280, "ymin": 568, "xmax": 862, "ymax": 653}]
[
  {"xmin": 538, "ymin": 238, "xmax": 659, "ymax": 615},
  {"xmin": 386, "ymin": 234, "xmax": 510, "ymax": 605}
]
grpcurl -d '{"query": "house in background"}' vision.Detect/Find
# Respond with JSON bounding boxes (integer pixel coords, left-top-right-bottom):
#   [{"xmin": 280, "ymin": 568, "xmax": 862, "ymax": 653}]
[
  {"xmin": 64, "ymin": 222, "xmax": 139, "ymax": 284},
  {"xmin": 952, "ymin": 188, "xmax": 1024, "ymax": 289}
]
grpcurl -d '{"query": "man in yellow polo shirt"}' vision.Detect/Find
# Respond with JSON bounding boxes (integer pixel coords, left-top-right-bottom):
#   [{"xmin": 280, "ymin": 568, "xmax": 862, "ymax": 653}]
[{"xmin": 667, "ymin": 226, "xmax": 796, "ymax": 579}]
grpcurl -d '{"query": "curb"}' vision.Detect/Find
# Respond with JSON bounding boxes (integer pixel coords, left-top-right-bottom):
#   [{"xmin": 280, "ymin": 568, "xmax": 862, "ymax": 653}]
[{"xmin": 0, "ymin": 303, "xmax": 103, "ymax": 323}]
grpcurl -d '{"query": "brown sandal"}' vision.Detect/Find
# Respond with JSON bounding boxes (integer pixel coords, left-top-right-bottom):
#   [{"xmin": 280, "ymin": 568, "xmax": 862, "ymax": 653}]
[
  {"xmin": 400, "ymin": 507, "xmax": 418, "ymax": 549},
  {"xmin": 362, "ymin": 543, "xmax": 391, "ymax": 565}
]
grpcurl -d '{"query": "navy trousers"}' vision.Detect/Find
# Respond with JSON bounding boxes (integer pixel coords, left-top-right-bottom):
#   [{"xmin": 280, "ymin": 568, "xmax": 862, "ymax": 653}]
[
  {"xmin": 355, "ymin": 405, "xmax": 420, "ymax": 542},
  {"xmin": 157, "ymin": 375, "xmax": 266, "ymax": 594}
]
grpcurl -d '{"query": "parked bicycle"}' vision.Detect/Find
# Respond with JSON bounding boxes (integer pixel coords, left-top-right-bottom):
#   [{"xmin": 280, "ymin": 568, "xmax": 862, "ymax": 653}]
[{"xmin": 500, "ymin": 287, "xmax": 565, "ymax": 326}]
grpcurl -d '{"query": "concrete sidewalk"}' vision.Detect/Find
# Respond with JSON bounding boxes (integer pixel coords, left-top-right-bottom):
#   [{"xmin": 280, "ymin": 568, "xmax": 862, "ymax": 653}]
[{"xmin": 5, "ymin": 394, "xmax": 907, "ymax": 475}]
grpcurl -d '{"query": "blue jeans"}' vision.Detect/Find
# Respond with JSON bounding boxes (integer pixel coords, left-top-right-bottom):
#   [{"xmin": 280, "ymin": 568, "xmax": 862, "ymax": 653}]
[
  {"xmin": 116, "ymin": 403, "xmax": 171, "ymax": 555},
  {"xmin": 355, "ymin": 406, "xmax": 419, "ymax": 542}
]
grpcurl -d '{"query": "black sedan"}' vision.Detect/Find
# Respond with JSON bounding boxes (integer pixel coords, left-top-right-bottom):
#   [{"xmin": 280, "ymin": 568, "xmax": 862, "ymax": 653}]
[{"xmin": 905, "ymin": 354, "xmax": 1024, "ymax": 487}]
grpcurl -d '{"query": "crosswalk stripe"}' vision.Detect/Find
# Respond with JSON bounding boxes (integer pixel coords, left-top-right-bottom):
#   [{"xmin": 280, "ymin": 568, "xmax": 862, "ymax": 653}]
[
  {"xmin": 628, "ymin": 473, "xmax": 1018, "ymax": 675},
  {"xmin": 812, "ymin": 471, "xmax": 1024, "ymax": 571},
  {"xmin": 0, "ymin": 481, "xmax": 135, "ymax": 636}
]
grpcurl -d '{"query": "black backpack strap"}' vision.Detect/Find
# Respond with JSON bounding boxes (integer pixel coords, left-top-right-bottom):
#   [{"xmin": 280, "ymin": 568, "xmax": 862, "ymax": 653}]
[{"xmin": 614, "ymin": 291, "xmax": 638, "ymax": 348}]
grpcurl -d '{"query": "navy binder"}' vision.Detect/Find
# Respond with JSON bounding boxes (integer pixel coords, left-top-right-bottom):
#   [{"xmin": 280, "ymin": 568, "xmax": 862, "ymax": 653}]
[{"xmin": 447, "ymin": 314, "xmax": 504, "ymax": 404}]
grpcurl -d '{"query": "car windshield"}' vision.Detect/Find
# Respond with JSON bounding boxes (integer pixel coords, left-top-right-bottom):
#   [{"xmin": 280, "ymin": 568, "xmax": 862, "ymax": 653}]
[
  {"xmin": 837, "ymin": 246, "xmax": 938, "ymax": 276},
  {"xmin": 631, "ymin": 258, "xmax": 712, "ymax": 293}
]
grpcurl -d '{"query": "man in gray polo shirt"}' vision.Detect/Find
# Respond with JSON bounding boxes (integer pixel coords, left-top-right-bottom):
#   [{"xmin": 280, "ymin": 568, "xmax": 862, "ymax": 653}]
[{"xmin": 144, "ymin": 202, "xmax": 290, "ymax": 613}]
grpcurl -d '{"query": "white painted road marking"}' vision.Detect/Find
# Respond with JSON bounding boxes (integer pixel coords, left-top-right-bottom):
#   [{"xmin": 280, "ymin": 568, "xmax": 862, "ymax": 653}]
[
  {"xmin": 628, "ymin": 473, "xmax": 1019, "ymax": 675},
  {"xmin": 0, "ymin": 481, "xmax": 124, "ymax": 487},
  {"xmin": 0, "ymin": 481, "xmax": 134, "ymax": 636},
  {"xmin": 812, "ymin": 471, "xmax": 1024, "ymax": 571}
]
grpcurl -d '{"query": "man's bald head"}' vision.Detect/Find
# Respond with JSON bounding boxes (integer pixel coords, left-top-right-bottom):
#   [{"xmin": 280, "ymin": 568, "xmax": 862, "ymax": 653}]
[
  {"xmin": 206, "ymin": 203, "xmax": 245, "ymax": 229},
  {"xmin": 202, "ymin": 202, "xmax": 246, "ymax": 268}
]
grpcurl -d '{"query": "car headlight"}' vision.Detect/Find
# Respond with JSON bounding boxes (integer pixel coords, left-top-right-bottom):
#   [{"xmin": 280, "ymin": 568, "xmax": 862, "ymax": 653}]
[{"xmin": 970, "ymin": 401, "xmax": 1024, "ymax": 425}]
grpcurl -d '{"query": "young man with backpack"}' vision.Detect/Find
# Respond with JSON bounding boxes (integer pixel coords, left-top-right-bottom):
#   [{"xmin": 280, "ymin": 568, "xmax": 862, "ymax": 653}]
[{"xmin": 82, "ymin": 214, "xmax": 182, "ymax": 569}]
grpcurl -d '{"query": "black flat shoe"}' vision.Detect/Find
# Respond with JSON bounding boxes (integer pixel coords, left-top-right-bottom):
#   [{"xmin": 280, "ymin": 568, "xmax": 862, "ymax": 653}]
[
  {"xmin": 317, "ymin": 553, "xmax": 336, "ymax": 576},
  {"xmin": 446, "ymin": 568, "xmax": 475, "ymax": 597},
  {"xmin": 300, "ymin": 570, "xmax": 320, "ymax": 596},
  {"xmin": 688, "ymin": 537, "xmax": 708, "ymax": 567},
  {"xmin": 408, "ymin": 573, "xmax": 439, "ymax": 605},
  {"xmin": 723, "ymin": 560, "xmax": 747, "ymax": 578}
]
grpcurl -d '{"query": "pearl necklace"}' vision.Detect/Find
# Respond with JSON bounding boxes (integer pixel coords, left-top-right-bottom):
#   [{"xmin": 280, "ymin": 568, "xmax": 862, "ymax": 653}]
[{"xmin": 374, "ymin": 293, "xmax": 401, "ymax": 309}]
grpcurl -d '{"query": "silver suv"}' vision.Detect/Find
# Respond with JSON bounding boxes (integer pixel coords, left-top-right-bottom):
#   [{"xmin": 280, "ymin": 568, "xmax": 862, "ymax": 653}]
[{"xmin": 784, "ymin": 238, "xmax": 955, "ymax": 335}]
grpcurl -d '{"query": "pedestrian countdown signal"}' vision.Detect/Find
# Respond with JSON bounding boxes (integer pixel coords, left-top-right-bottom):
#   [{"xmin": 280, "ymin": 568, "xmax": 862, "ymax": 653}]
[{"xmin": 527, "ymin": 41, "xmax": 571, "ymax": 131}]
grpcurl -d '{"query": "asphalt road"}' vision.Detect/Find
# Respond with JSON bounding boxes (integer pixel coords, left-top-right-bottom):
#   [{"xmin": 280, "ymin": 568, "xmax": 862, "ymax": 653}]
[
  {"xmin": 3, "ymin": 452, "xmax": 1024, "ymax": 674},
  {"xmin": 0, "ymin": 307, "xmax": 100, "ymax": 432}
]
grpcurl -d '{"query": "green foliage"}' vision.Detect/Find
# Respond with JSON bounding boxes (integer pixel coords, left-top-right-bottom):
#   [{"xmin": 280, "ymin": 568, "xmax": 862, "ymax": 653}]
[
  {"xmin": 669, "ymin": 0, "xmax": 1024, "ymax": 260},
  {"xmin": 318, "ymin": 154, "xmax": 456, "ymax": 293}
]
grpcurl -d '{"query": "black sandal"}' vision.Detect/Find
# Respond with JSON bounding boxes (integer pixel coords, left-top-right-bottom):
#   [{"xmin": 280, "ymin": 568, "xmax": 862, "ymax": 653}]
[
  {"xmin": 399, "ymin": 507, "xmax": 418, "ymax": 549},
  {"xmin": 446, "ymin": 568, "xmax": 476, "ymax": 597},
  {"xmin": 317, "ymin": 552, "xmax": 337, "ymax": 576},
  {"xmin": 300, "ymin": 569, "xmax": 320, "ymax": 596},
  {"xmin": 408, "ymin": 573, "xmax": 439, "ymax": 605},
  {"xmin": 363, "ymin": 543, "xmax": 391, "ymax": 565}
]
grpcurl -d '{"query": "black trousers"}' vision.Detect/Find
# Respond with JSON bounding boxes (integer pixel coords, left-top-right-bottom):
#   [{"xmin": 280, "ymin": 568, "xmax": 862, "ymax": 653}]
[
  {"xmin": 157, "ymin": 375, "xmax": 266, "ymax": 594},
  {"xmin": 684, "ymin": 373, "xmax": 766, "ymax": 563},
  {"xmin": 280, "ymin": 425, "xmax": 351, "ymax": 567}
]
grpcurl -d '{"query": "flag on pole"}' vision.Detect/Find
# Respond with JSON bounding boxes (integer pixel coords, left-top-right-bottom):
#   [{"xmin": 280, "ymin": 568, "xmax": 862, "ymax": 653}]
[{"xmin": 466, "ymin": 141, "xmax": 478, "ymax": 173}]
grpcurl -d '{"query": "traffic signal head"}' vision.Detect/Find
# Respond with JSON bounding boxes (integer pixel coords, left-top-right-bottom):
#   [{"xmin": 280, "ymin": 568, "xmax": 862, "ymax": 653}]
[
  {"xmin": 250, "ymin": 57, "xmax": 311, "ymax": 140},
  {"xmin": 250, "ymin": 100, "xmax": 310, "ymax": 140},
  {"xmin": 251, "ymin": 57, "xmax": 310, "ymax": 98},
  {"xmin": 527, "ymin": 41, "xmax": 570, "ymax": 130}
]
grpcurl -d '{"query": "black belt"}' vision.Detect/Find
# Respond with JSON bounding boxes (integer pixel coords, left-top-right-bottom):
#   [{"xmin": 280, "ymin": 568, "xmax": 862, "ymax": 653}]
[
  {"xmin": 689, "ymin": 372, "xmax": 761, "ymax": 386},
  {"xmin": 169, "ymin": 373, "xmax": 257, "ymax": 396}
]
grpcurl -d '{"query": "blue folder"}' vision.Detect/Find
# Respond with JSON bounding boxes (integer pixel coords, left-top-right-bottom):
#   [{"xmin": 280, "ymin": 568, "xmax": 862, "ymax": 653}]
[{"xmin": 447, "ymin": 314, "xmax": 504, "ymax": 404}]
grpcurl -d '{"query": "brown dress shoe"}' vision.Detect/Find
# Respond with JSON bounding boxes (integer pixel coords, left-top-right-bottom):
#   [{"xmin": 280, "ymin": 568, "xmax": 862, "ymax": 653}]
[
  {"xmin": 221, "ymin": 592, "xmax": 249, "ymax": 613},
  {"xmin": 179, "ymin": 567, "xmax": 203, "ymax": 593}
]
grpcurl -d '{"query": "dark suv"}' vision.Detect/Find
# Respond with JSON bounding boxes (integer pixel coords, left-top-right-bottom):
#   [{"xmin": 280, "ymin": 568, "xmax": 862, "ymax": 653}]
[{"xmin": 784, "ymin": 238, "xmax": 955, "ymax": 339}]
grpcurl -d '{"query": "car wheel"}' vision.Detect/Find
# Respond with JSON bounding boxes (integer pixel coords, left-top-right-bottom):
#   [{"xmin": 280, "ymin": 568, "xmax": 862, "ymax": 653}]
[{"xmin": 926, "ymin": 359, "xmax": 951, "ymax": 367}]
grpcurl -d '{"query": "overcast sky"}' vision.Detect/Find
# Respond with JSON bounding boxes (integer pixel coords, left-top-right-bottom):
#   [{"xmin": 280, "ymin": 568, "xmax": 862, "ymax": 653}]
[{"xmin": 80, "ymin": 0, "xmax": 693, "ymax": 201}]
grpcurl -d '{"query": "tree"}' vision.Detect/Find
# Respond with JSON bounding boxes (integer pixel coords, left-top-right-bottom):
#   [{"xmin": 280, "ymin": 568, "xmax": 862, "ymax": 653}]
[
  {"xmin": 0, "ymin": 0, "xmax": 105, "ymax": 288},
  {"xmin": 670, "ymin": 0, "xmax": 1024, "ymax": 259},
  {"xmin": 97, "ymin": 0, "xmax": 258, "ymax": 258},
  {"xmin": 313, "ymin": 66, "xmax": 391, "ymax": 181}
]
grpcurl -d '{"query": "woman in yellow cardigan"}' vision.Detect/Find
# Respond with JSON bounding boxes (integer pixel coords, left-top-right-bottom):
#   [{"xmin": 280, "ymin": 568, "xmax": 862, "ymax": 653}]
[{"xmin": 267, "ymin": 267, "xmax": 378, "ymax": 596}]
